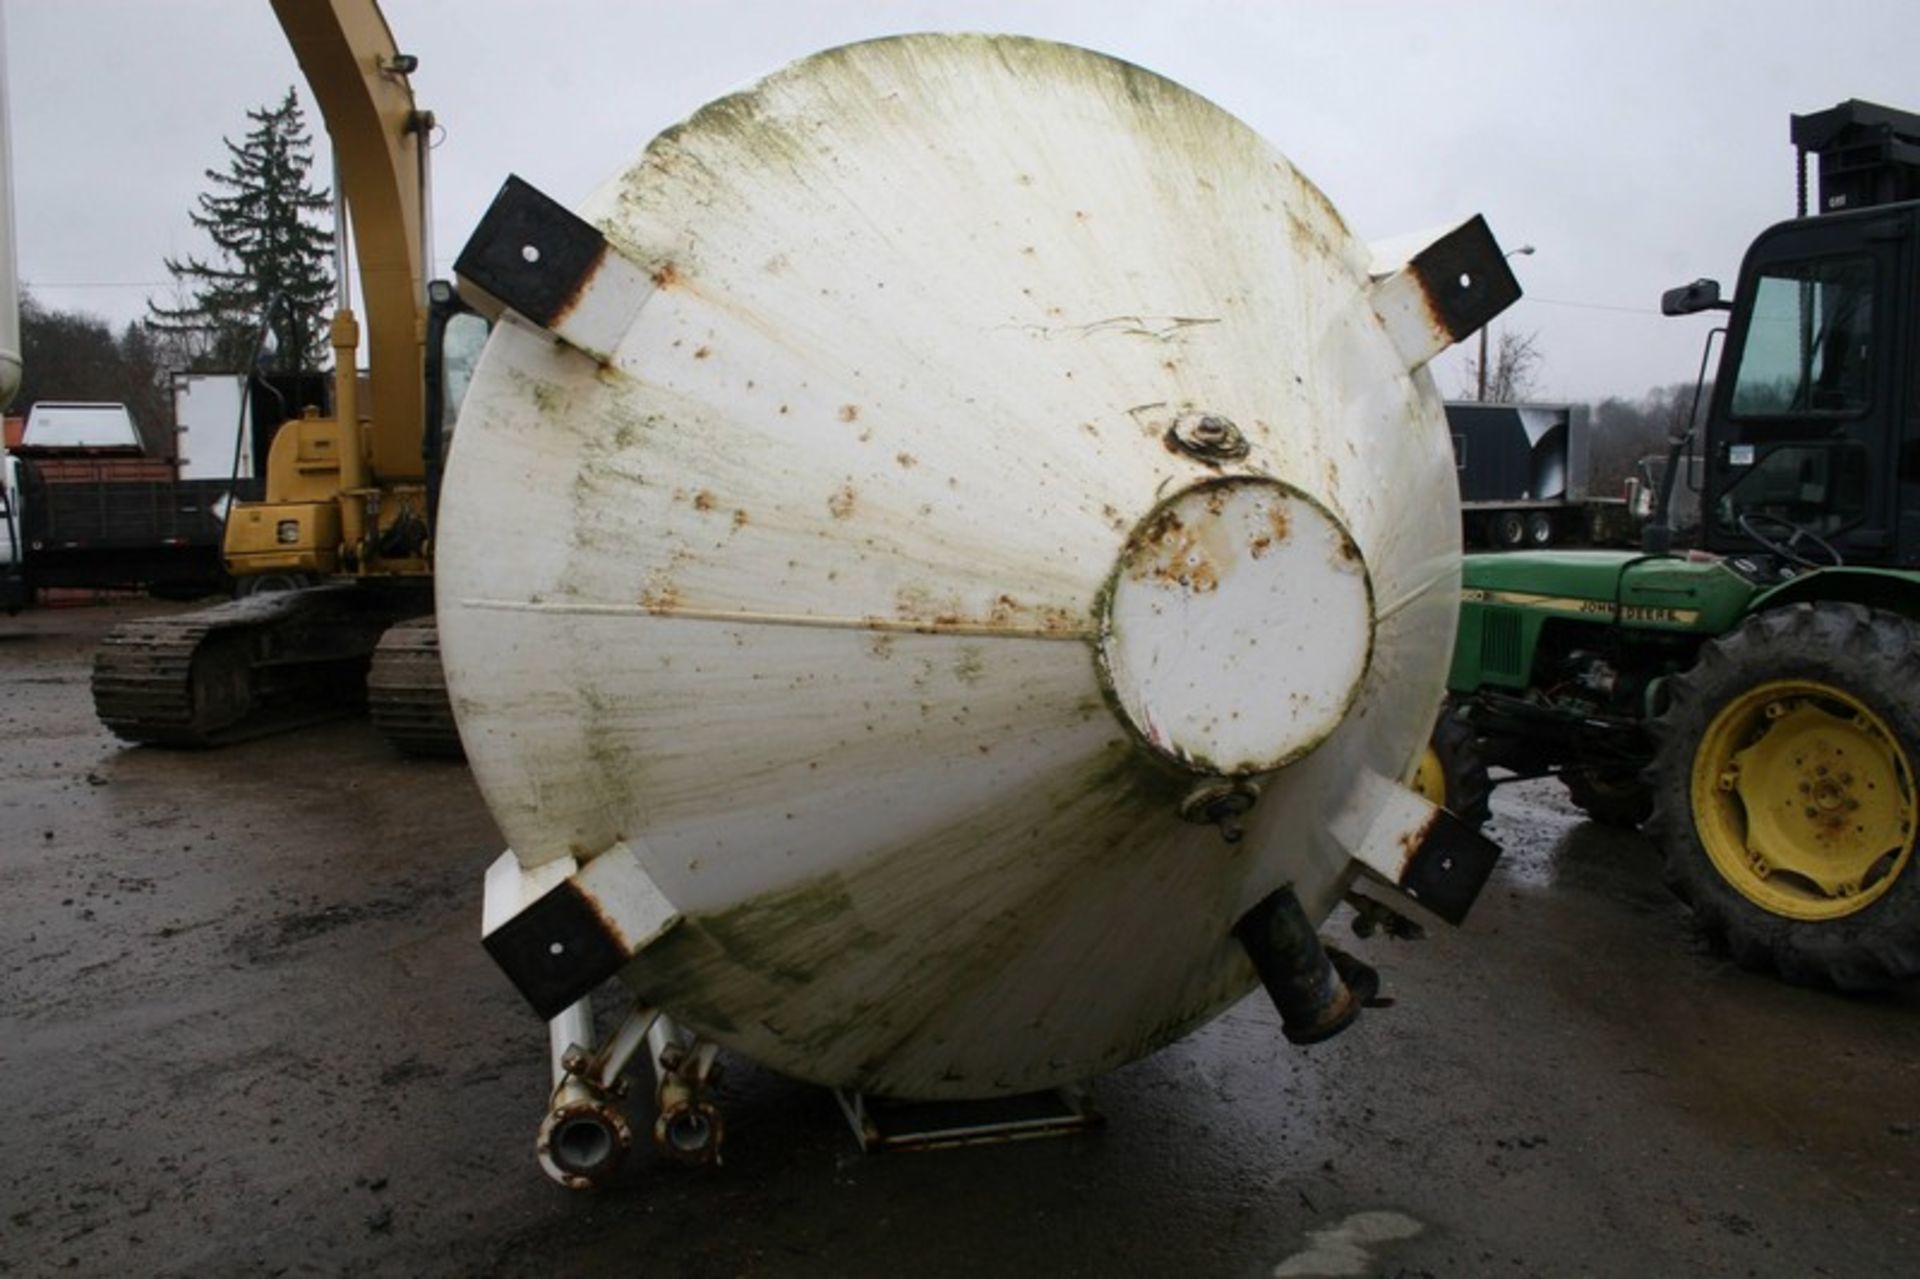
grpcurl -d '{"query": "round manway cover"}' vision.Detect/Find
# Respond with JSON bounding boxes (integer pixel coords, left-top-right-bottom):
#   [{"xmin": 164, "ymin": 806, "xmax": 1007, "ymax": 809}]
[{"xmin": 437, "ymin": 33, "xmax": 1462, "ymax": 1097}]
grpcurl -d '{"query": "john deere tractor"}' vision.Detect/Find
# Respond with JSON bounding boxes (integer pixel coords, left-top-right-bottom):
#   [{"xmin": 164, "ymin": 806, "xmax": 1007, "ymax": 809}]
[{"xmin": 1437, "ymin": 100, "xmax": 1920, "ymax": 988}]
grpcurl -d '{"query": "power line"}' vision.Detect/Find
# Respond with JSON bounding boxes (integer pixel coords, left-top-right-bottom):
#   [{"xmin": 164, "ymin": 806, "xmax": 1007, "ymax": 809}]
[
  {"xmin": 23, "ymin": 279, "xmax": 172, "ymax": 290},
  {"xmin": 1517, "ymin": 294, "xmax": 1661, "ymax": 316}
]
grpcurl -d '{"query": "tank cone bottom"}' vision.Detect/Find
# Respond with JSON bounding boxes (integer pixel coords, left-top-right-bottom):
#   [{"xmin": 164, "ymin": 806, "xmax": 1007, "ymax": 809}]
[{"xmin": 1233, "ymin": 886, "xmax": 1376, "ymax": 1045}]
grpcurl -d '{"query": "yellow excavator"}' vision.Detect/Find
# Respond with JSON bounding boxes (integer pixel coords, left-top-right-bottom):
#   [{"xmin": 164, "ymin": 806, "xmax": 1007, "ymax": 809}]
[{"xmin": 90, "ymin": 0, "xmax": 486, "ymax": 755}]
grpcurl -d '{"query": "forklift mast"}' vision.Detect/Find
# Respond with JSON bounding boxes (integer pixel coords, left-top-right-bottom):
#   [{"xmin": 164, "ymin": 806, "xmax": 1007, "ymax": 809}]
[{"xmin": 1791, "ymin": 99, "xmax": 1920, "ymax": 216}]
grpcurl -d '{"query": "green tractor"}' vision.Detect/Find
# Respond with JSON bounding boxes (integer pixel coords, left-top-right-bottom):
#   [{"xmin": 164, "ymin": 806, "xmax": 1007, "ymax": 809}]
[{"xmin": 1435, "ymin": 100, "xmax": 1920, "ymax": 988}]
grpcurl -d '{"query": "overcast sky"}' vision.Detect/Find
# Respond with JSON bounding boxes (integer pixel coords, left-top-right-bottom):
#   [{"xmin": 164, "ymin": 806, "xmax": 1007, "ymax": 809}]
[{"xmin": 8, "ymin": 0, "xmax": 1918, "ymax": 404}]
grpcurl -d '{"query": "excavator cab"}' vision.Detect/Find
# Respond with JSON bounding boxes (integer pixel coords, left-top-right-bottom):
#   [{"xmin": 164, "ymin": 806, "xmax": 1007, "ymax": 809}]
[{"xmin": 220, "ymin": 282, "xmax": 486, "ymax": 586}]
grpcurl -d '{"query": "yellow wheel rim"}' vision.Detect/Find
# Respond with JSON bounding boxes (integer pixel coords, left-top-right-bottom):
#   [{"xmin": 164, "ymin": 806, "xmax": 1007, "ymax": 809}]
[
  {"xmin": 1691, "ymin": 678, "xmax": 1916, "ymax": 920},
  {"xmin": 1412, "ymin": 745, "xmax": 1448, "ymax": 808}
]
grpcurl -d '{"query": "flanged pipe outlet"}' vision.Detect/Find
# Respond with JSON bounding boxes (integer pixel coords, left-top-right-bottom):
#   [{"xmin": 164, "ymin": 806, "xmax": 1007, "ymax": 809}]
[
  {"xmin": 537, "ymin": 1098, "xmax": 634, "ymax": 1190},
  {"xmin": 1099, "ymin": 477, "xmax": 1373, "ymax": 777},
  {"xmin": 654, "ymin": 1098, "xmax": 726, "ymax": 1166}
]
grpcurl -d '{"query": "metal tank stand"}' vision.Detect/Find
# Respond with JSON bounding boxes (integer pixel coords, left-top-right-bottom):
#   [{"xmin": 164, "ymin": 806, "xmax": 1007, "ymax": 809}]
[{"xmin": 832, "ymin": 1086, "xmax": 1102, "ymax": 1153}]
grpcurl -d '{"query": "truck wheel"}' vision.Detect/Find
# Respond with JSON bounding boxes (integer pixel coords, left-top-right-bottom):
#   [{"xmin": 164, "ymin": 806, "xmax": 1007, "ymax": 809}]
[
  {"xmin": 1525, "ymin": 510, "xmax": 1554, "ymax": 547},
  {"xmin": 1560, "ymin": 766, "xmax": 1651, "ymax": 827},
  {"xmin": 1648, "ymin": 602, "xmax": 1920, "ymax": 988},
  {"xmin": 1411, "ymin": 705, "xmax": 1492, "ymax": 829},
  {"xmin": 1492, "ymin": 511, "xmax": 1526, "ymax": 549}
]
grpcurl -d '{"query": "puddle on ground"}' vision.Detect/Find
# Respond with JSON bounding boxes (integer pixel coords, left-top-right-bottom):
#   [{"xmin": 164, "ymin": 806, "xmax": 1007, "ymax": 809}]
[{"xmin": 1271, "ymin": 1209, "xmax": 1424, "ymax": 1277}]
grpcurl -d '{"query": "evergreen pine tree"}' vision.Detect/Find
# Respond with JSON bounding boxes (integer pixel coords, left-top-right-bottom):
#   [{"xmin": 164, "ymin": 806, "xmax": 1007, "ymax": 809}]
[{"xmin": 147, "ymin": 88, "xmax": 334, "ymax": 375}]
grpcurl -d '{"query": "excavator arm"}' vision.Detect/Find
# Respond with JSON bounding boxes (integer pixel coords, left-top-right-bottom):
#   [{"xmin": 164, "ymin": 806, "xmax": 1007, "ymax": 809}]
[{"xmin": 269, "ymin": 0, "xmax": 427, "ymax": 482}]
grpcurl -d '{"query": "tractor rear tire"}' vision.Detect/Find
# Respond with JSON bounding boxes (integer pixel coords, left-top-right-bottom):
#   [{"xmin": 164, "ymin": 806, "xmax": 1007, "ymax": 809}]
[
  {"xmin": 1647, "ymin": 602, "xmax": 1920, "ymax": 988},
  {"xmin": 1412, "ymin": 703, "xmax": 1492, "ymax": 830},
  {"xmin": 1561, "ymin": 766, "xmax": 1652, "ymax": 828}
]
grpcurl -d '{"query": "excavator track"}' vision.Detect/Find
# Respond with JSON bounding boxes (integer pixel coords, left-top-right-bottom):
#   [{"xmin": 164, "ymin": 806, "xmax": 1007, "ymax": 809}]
[
  {"xmin": 92, "ymin": 586, "xmax": 401, "ymax": 748},
  {"xmin": 368, "ymin": 617, "xmax": 464, "ymax": 759}
]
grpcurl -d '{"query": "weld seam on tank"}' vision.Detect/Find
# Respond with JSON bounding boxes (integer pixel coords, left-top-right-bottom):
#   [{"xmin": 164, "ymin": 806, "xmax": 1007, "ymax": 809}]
[
  {"xmin": 1232, "ymin": 886, "xmax": 1368, "ymax": 1045},
  {"xmin": 455, "ymin": 596, "xmax": 1095, "ymax": 640}
]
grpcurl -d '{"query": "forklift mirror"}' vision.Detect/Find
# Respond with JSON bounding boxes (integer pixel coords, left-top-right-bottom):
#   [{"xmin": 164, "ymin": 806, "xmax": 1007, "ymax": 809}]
[{"xmin": 1662, "ymin": 278, "xmax": 1731, "ymax": 316}]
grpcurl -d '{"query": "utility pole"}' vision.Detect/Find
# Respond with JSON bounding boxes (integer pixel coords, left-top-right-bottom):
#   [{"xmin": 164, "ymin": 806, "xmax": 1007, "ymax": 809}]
[{"xmin": 1478, "ymin": 244, "xmax": 1535, "ymax": 401}]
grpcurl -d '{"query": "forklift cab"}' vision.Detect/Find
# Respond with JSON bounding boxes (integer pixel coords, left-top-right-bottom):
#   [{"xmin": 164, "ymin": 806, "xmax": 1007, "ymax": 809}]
[
  {"xmin": 1700, "ymin": 204, "xmax": 1909, "ymax": 565},
  {"xmin": 1671, "ymin": 101, "xmax": 1920, "ymax": 571}
]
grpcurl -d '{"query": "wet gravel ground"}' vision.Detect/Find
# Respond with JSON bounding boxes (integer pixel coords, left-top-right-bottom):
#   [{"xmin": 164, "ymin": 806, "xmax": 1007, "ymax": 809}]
[{"xmin": 4, "ymin": 600, "xmax": 1920, "ymax": 1278}]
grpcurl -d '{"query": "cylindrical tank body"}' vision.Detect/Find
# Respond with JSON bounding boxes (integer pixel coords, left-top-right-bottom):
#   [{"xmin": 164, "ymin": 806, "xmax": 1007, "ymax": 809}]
[{"xmin": 439, "ymin": 35, "xmax": 1472, "ymax": 1099}]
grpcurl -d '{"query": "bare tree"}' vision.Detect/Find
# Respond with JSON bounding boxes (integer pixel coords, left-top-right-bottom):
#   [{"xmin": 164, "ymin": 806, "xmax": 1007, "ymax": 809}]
[{"xmin": 1461, "ymin": 328, "xmax": 1543, "ymax": 403}]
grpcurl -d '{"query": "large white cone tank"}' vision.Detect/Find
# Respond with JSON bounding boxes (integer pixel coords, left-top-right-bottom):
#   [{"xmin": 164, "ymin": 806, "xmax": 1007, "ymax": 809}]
[{"xmin": 439, "ymin": 34, "xmax": 1506, "ymax": 1099}]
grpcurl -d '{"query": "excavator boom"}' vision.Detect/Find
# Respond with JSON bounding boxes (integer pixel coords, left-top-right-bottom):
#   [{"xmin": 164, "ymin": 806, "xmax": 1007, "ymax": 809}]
[{"xmin": 269, "ymin": 0, "xmax": 427, "ymax": 480}]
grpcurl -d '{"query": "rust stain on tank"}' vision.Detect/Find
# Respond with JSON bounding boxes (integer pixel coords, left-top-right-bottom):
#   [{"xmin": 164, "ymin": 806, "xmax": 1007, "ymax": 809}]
[
  {"xmin": 692, "ymin": 490, "xmax": 717, "ymax": 512},
  {"xmin": 829, "ymin": 483, "xmax": 858, "ymax": 519},
  {"xmin": 1127, "ymin": 509, "xmax": 1219, "ymax": 594},
  {"xmin": 558, "ymin": 880, "xmax": 634, "ymax": 955},
  {"xmin": 641, "ymin": 581, "xmax": 683, "ymax": 612},
  {"xmin": 895, "ymin": 452, "xmax": 918, "ymax": 469},
  {"xmin": 839, "ymin": 404, "xmax": 861, "ymax": 423},
  {"xmin": 731, "ymin": 508, "xmax": 750, "ymax": 531},
  {"xmin": 1332, "ymin": 531, "xmax": 1364, "ymax": 571},
  {"xmin": 1250, "ymin": 502, "xmax": 1285, "ymax": 558},
  {"xmin": 1395, "ymin": 807, "xmax": 1446, "ymax": 880},
  {"xmin": 546, "ymin": 242, "xmax": 611, "ymax": 331},
  {"xmin": 694, "ymin": 344, "xmax": 712, "ymax": 360},
  {"xmin": 1268, "ymin": 505, "xmax": 1291, "ymax": 546},
  {"xmin": 651, "ymin": 261, "xmax": 680, "ymax": 289},
  {"xmin": 878, "ymin": 584, "xmax": 1089, "ymax": 637}
]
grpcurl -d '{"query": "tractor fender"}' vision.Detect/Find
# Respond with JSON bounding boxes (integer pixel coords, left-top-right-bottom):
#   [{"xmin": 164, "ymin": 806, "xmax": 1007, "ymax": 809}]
[{"xmin": 1746, "ymin": 566, "xmax": 1920, "ymax": 625}]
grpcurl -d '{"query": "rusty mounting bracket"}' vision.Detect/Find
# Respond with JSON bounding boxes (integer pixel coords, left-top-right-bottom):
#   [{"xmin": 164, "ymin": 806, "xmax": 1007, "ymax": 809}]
[
  {"xmin": 454, "ymin": 175, "xmax": 655, "ymax": 365},
  {"xmin": 1368, "ymin": 215, "xmax": 1525, "ymax": 371}
]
